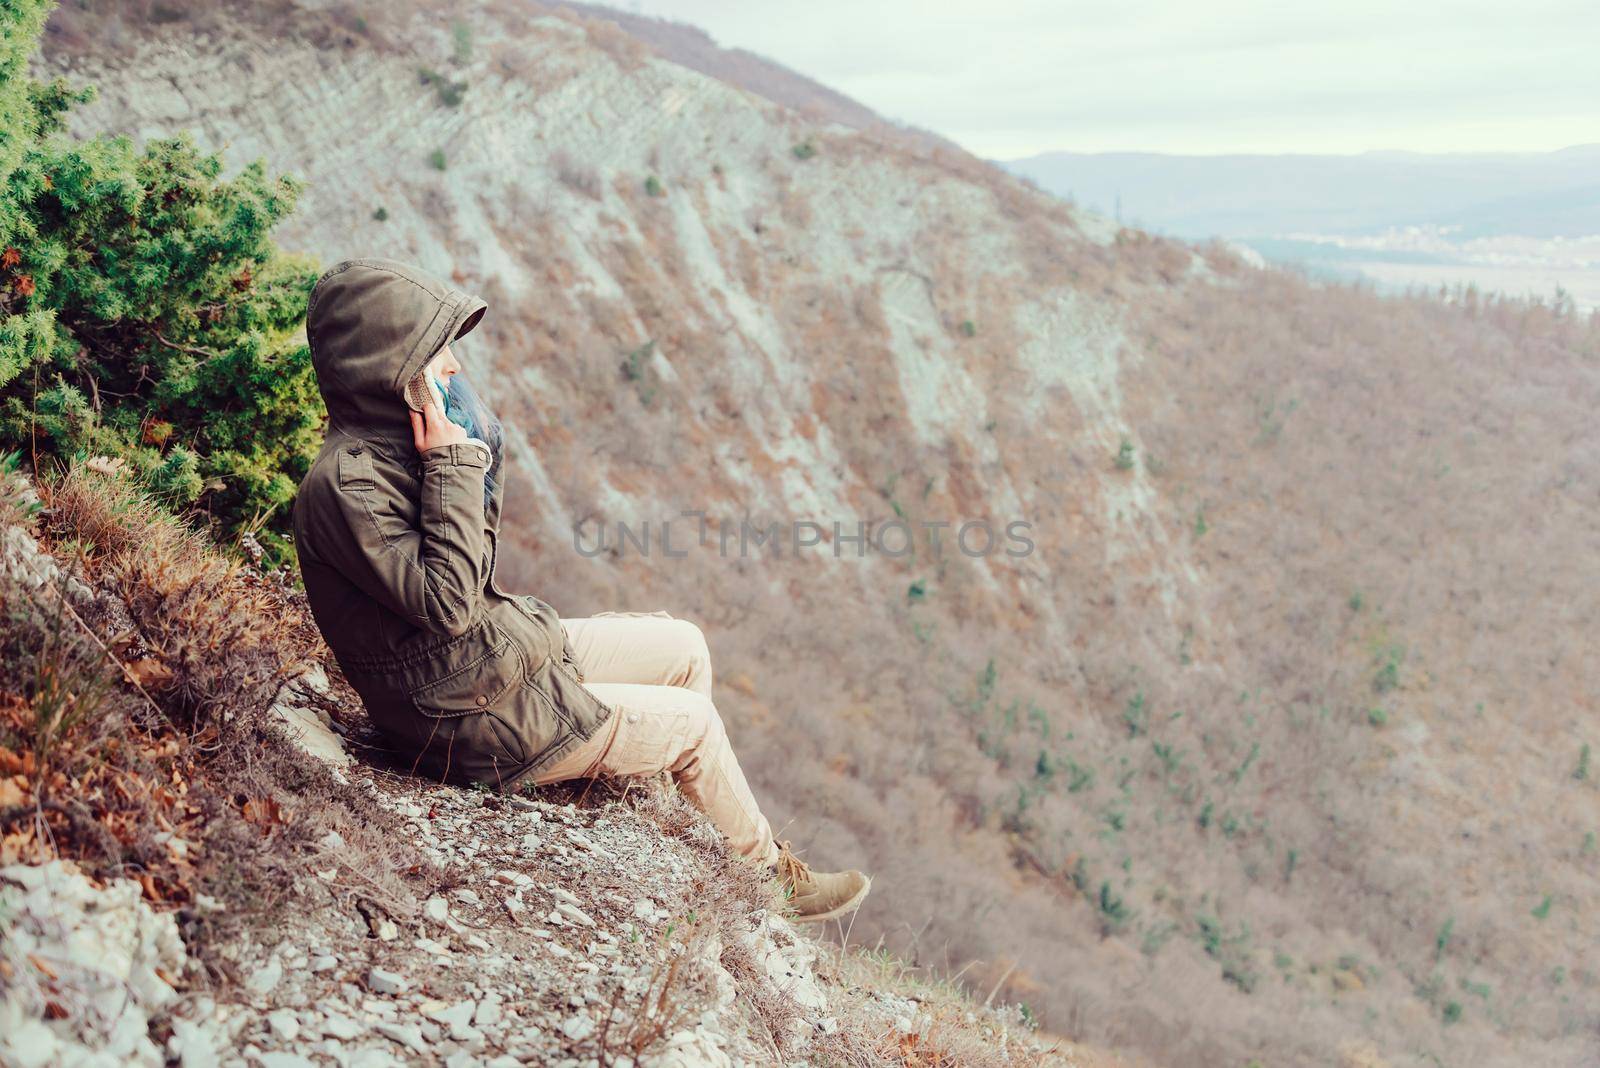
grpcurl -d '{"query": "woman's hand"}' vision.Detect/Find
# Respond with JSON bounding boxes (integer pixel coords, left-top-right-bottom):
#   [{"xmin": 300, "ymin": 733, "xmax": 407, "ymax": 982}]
[{"xmin": 411, "ymin": 393, "xmax": 469, "ymax": 453}]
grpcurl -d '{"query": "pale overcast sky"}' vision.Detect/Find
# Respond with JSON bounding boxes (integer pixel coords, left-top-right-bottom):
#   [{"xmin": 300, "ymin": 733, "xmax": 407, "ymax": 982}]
[{"xmin": 617, "ymin": 0, "xmax": 1600, "ymax": 158}]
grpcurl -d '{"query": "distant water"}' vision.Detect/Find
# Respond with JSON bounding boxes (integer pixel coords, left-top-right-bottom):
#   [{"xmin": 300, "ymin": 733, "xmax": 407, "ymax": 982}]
[
  {"xmin": 1239, "ymin": 231, "xmax": 1600, "ymax": 312},
  {"xmin": 1341, "ymin": 261, "xmax": 1600, "ymax": 312}
]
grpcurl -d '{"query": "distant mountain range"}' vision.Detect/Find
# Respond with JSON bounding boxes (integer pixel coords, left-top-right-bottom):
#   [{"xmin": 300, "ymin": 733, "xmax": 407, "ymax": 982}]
[
  {"xmin": 1000, "ymin": 144, "xmax": 1600, "ymax": 240},
  {"xmin": 1001, "ymin": 145, "xmax": 1600, "ymax": 309}
]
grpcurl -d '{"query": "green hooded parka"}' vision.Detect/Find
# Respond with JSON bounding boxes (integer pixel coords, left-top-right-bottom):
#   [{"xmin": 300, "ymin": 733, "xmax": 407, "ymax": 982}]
[{"xmin": 292, "ymin": 258, "xmax": 610, "ymax": 787}]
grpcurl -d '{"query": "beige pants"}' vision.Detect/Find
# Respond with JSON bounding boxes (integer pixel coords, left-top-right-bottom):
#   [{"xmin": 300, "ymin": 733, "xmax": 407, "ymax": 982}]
[{"xmin": 533, "ymin": 611, "xmax": 779, "ymax": 867}]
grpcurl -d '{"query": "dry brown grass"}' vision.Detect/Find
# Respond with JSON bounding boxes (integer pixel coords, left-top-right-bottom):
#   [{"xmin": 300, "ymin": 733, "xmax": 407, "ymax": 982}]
[
  {"xmin": 531, "ymin": 779, "xmax": 804, "ymax": 1061},
  {"xmin": 807, "ymin": 939, "xmax": 1077, "ymax": 1068},
  {"xmin": 621, "ymin": 780, "xmax": 1070, "ymax": 1065},
  {"xmin": 1, "ymin": 462, "xmax": 423, "ymax": 977},
  {"xmin": 0, "ymin": 462, "xmax": 198, "ymax": 883},
  {"xmin": 587, "ymin": 926, "xmax": 707, "ymax": 1065},
  {"xmin": 44, "ymin": 467, "xmax": 315, "ymax": 725}
]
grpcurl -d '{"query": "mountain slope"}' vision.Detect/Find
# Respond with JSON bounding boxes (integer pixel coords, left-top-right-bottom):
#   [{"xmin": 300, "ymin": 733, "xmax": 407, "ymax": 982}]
[{"xmin": 42, "ymin": 4, "xmax": 1600, "ymax": 1067}]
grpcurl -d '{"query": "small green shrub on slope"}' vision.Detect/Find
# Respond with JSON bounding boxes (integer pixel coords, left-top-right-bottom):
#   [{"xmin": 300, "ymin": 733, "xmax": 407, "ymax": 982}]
[{"xmin": 0, "ymin": 0, "xmax": 321, "ymax": 562}]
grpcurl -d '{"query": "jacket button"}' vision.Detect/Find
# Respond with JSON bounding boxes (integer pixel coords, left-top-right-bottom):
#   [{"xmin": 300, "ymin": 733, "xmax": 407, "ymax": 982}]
[
  {"xmin": 347, "ymin": 446, "xmax": 362, "ymax": 456},
  {"xmin": 475, "ymin": 694, "xmax": 488, "ymax": 706}
]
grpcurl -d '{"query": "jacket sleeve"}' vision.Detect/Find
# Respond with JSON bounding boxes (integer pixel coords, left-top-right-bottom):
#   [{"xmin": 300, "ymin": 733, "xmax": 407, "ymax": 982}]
[{"xmin": 315, "ymin": 441, "xmax": 493, "ymax": 638}]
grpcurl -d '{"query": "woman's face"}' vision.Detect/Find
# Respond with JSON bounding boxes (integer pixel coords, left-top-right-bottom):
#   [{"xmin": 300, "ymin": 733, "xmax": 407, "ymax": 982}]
[{"xmin": 429, "ymin": 344, "xmax": 463, "ymax": 383}]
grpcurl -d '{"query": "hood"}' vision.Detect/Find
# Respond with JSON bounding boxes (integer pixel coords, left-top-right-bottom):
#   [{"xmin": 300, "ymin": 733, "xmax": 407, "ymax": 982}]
[{"xmin": 306, "ymin": 258, "xmax": 488, "ymax": 445}]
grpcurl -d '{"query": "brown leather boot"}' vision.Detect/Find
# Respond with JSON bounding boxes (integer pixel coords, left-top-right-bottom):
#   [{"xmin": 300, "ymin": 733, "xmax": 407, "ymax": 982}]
[{"xmin": 774, "ymin": 840, "xmax": 871, "ymax": 923}]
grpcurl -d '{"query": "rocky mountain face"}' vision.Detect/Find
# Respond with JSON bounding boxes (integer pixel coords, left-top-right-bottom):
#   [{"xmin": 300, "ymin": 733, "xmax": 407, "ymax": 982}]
[{"xmin": 42, "ymin": 2, "xmax": 1600, "ymax": 1066}]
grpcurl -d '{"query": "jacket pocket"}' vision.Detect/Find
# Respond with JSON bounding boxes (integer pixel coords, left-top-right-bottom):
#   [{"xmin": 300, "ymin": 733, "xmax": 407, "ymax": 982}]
[
  {"xmin": 407, "ymin": 632, "xmax": 529, "ymax": 770},
  {"xmin": 538, "ymin": 652, "xmax": 613, "ymax": 743},
  {"xmin": 408, "ymin": 631, "xmax": 523, "ymax": 719}
]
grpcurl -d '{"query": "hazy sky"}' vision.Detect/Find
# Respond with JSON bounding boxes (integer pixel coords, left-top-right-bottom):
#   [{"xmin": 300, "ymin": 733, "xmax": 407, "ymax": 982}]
[{"xmin": 618, "ymin": 0, "xmax": 1600, "ymax": 159}]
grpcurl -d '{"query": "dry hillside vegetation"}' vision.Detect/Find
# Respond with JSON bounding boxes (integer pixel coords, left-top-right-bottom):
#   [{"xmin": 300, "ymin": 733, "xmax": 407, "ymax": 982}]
[{"xmin": 41, "ymin": 2, "xmax": 1600, "ymax": 1066}]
